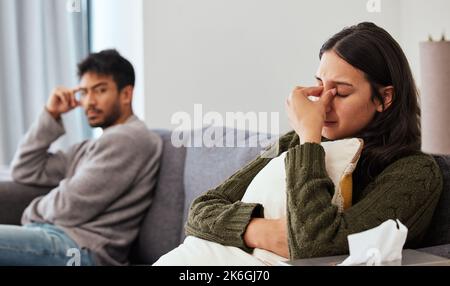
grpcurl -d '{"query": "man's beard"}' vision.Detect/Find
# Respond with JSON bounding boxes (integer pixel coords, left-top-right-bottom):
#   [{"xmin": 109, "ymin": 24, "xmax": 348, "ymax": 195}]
[{"xmin": 87, "ymin": 101, "xmax": 121, "ymax": 129}]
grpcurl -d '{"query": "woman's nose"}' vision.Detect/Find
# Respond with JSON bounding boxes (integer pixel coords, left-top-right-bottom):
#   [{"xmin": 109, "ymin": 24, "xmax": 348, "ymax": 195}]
[{"xmin": 322, "ymin": 84, "xmax": 336, "ymax": 112}]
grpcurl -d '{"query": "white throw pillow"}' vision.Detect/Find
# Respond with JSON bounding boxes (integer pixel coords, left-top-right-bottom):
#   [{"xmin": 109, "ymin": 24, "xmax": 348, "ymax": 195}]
[
  {"xmin": 242, "ymin": 138, "xmax": 364, "ymax": 217},
  {"xmin": 241, "ymin": 138, "xmax": 364, "ymax": 265},
  {"xmin": 153, "ymin": 236, "xmax": 266, "ymax": 266},
  {"xmin": 153, "ymin": 138, "xmax": 364, "ymax": 266}
]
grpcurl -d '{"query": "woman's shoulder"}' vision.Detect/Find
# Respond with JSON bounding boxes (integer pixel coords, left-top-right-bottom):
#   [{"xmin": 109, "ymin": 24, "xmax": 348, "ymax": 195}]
[
  {"xmin": 360, "ymin": 152, "xmax": 444, "ymax": 204},
  {"xmin": 391, "ymin": 152, "xmax": 439, "ymax": 166},
  {"xmin": 378, "ymin": 152, "xmax": 442, "ymax": 181}
]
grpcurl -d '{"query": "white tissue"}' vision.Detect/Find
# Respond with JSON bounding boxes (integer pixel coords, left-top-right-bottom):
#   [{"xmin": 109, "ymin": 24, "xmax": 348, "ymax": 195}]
[{"xmin": 338, "ymin": 219, "xmax": 408, "ymax": 266}]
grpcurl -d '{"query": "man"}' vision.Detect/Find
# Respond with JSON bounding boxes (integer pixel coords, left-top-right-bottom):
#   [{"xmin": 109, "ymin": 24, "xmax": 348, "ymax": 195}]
[{"xmin": 0, "ymin": 49, "xmax": 162, "ymax": 266}]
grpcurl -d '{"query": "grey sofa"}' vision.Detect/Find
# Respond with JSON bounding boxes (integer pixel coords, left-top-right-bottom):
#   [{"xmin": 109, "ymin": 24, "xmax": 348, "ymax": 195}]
[{"xmin": 0, "ymin": 128, "xmax": 449, "ymax": 265}]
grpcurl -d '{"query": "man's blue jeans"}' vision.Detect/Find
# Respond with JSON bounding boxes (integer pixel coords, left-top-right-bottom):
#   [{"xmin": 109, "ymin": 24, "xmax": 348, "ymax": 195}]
[{"xmin": 0, "ymin": 223, "xmax": 96, "ymax": 266}]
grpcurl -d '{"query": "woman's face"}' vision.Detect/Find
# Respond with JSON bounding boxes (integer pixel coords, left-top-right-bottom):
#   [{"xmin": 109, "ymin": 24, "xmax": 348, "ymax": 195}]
[{"xmin": 315, "ymin": 51, "xmax": 379, "ymax": 140}]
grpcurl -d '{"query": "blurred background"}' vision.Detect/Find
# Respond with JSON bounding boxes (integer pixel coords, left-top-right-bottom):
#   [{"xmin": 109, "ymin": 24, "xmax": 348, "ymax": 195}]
[{"xmin": 1, "ymin": 0, "xmax": 450, "ymax": 166}]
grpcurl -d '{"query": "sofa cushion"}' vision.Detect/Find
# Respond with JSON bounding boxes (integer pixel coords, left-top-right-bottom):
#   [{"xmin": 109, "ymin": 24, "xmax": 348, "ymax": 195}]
[
  {"xmin": 420, "ymin": 155, "xmax": 450, "ymax": 247},
  {"xmin": 182, "ymin": 127, "xmax": 276, "ymax": 240},
  {"xmin": 131, "ymin": 129, "xmax": 187, "ymax": 264},
  {"xmin": 0, "ymin": 181, "xmax": 52, "ymax": 225}
]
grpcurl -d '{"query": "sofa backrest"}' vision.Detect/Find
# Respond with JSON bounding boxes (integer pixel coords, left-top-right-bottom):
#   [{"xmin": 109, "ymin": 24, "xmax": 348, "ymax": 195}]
[
  {"xmin": 130, "ymin": 128, "xmax": 274, "ymax": 264},
  {"xmin": 420, "ymin": 155, "xmax": 450, "ymax": 247},
  {"xmin": 181, "ymin": 128, "xmax": 275, "ymax": 241},
  {"xmin": 130, "ymin": 129, "xmax": 186, "ymax": 264}
]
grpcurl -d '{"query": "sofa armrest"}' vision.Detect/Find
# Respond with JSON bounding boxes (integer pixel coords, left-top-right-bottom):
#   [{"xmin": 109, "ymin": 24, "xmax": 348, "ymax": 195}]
[
  {"xmin": 417, "ymin": 244, "xmax": 450, "ymax": 259},
  {"xmin": 0, "ymin": 181, "xmax": 52, "ymax": 225}
]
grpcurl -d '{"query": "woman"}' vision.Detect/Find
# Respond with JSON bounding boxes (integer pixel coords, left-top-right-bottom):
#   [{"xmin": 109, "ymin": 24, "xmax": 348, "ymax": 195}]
[{"xmin": 155, "ymin": 22, "xmax": 443, "ymax": 265}]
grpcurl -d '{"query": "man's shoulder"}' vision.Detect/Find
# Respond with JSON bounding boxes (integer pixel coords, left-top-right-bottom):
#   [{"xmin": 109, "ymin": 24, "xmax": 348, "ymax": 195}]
[{"xmin": 97, "ymin": 118, "xmax": 163, "ymax": 152}]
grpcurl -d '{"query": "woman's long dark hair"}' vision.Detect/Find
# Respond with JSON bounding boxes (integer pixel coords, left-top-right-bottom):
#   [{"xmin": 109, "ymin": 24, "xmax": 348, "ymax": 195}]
[{"xmin": 319, "ymin": 22, "xmax": 421, "ymax": 187}]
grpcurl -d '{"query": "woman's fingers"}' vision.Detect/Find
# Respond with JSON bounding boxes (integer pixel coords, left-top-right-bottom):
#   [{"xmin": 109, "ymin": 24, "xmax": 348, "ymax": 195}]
[
  {"xmin": 288, "ymin": 86, "xmax": 325, "ymax": 108},
  {"xmin": 289, "ymin": 86, "xmax": 323, "ymax": 99},
  {"xmin": 286, "ymin": 85, "xmax": 336, "ymax": 144},
  {"xmin": 286, "ymin": 85, "xmax": 336, "ymax": 115},
  {"xmin": 291, "ymin": 86, "xmax": 337, "ymax": 106},
  {"xmin": 298, "ymin": 86, "xmax": 324, "ymax": 97},
  {"xmin": 320, "ymin": 88, "xmax": 337, "ymax": 104}
]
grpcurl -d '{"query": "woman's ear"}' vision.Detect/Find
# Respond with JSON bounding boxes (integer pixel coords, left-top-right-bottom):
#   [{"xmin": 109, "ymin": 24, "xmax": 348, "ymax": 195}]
[{"xmin": 376, "ymin": 86, "xmax": 394, "ymax": 112}]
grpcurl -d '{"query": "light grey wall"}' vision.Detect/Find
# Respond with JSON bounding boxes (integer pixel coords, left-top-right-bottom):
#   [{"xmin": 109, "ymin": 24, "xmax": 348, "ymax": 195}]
[
  {"xmin": 400, "ymin": 0, "xmax": 450, "ymax": 88},
  {"xmin": 95, "ymin": 0, "xmax": 450, "ymax": 132},
  {"xmin": 90, "ymin": 0, "xmax": 145, "ymax": 120},
  {"xmin": 142, "ymin": 0, "xmax": 402, "ymax": 132}
]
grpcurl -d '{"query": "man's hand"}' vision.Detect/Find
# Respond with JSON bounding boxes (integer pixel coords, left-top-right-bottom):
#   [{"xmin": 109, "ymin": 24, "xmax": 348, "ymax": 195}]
[
  {"xmin": 285, "ymin": 86, "xmax": 336, "ymax": 144},
  {"xmin": 45, "ymin": 87, "xmax": 80, "ymax": 120},
  {"xmin": 244, "ymin": 217, "xmax": 289, "ymax": 258}
]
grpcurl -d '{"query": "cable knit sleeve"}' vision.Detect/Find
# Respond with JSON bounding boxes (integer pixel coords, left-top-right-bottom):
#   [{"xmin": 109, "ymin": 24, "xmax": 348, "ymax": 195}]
[
  {"xmin": 285, "ymin": 143, "xmax": 443, "ymax": 259},
  {"xmin": 185, "ymin": 131, "xmax": 297, "ymax": 252},
  {"xmin": 185, "ymin": 154, "xmax": 270, "ymax": 252}
]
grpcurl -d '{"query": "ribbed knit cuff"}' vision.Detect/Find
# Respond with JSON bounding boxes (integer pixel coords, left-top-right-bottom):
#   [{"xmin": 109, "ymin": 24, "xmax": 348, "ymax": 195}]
[
  {"xmin": 185, "ymin": 202, "xmax": 264, "ymax": 253},
  {"xmin": 229, "ymin": 202, "xmax": 264, "ymax": 253},
  {"xmin": 221, "ymin": 158, "xmax": 269, "ymax": 202},
  {"xmin": 285, "ymin": 143, "xmax": 327, "ymax": 188}
]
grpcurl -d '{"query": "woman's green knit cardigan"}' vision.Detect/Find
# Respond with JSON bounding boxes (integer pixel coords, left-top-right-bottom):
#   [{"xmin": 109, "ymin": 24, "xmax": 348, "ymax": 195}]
[{"xmin": 185, "ymin": 131, "xmax": 443, "ymax": 259}]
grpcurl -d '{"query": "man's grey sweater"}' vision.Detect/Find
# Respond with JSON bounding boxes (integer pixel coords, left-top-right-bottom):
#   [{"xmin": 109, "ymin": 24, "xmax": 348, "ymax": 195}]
[{"xmin": 11, "ymin": 110, "xmax": 163, "ymax": 266}]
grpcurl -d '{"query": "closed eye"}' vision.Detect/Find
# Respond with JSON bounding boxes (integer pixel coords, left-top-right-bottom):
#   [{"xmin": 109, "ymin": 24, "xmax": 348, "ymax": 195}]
[{"xmin": 336, "ymin": 92, "xmax": 350, "ymax": 98}]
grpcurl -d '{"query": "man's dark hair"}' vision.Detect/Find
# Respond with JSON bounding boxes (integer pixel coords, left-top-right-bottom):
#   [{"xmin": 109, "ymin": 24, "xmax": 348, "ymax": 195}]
[{"xmin": 77, "ymin": 49, "xmax": 135, "ymax": 91}]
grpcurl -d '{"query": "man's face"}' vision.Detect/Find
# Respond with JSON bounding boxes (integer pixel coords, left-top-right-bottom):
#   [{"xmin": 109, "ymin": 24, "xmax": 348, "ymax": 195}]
[{"xmin": 77, "ymin": 72, "xmax": 123, "ymax": 129}]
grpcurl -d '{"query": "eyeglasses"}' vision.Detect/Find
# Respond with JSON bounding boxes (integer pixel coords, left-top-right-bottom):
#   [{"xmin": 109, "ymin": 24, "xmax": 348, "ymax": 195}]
[{"xmin": 74, "ymin": 84, "xmax": 109, "ymax": 101}]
